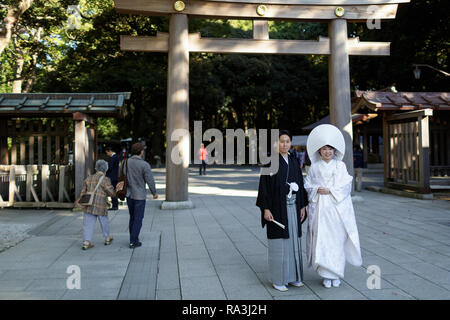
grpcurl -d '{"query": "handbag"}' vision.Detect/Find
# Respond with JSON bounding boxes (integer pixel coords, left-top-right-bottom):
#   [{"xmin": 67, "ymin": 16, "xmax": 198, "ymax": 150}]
[
  {"xmin": 116, "ymin": 159, "xmax": 128, "ymax": 201},
  {"xmin": 79, "ymin": 174, "xmax": 105, "ymax": 206}
]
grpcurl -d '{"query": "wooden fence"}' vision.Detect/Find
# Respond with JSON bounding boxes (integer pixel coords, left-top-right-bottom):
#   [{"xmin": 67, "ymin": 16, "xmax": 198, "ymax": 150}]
[
  {"xmin": 383, "ymin": 109, "xmax": 432, "ymax": 193},
  {"xmin": 0, "ymin": 164, "xmax": 74, "ymax": 208},
  {"xmin": 430, "ymin": 119, "xmax": 450, "ymax": 178},
  {"xmin": 2, "ymin": 119, "xmax": 71, "ymax": 166}
]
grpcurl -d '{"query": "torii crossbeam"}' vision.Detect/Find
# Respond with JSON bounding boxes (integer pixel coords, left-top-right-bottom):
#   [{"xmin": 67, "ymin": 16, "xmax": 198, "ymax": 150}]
[{"xmin": 114, "ymin": 0, "xmax": 410, "ymax": 209}]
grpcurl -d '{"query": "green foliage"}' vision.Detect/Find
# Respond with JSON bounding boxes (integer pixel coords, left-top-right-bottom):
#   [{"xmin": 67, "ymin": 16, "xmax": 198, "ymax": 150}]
[
  {"xmin": 97, "ymin": 117, "xmax": 119, "ymax": 140},
  {"xmin": 0, "ymin": 0, "xmax": 88, "ymax": 91},
  {"xmin": 348, "ymin": 0, "xmax": 449, "ymax": 92}
]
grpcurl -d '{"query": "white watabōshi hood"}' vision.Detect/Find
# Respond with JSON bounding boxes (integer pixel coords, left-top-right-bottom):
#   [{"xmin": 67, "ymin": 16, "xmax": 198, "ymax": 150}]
[{"xmin": 307, "ymin": 124, "xmax": 345, "ymax": 164}]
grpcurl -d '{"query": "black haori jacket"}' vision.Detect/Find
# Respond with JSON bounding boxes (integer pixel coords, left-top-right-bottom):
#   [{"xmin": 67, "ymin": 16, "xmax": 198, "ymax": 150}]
[{"xmin": 256, "ymin": 153, "xmax": 308, "ymax": 239}]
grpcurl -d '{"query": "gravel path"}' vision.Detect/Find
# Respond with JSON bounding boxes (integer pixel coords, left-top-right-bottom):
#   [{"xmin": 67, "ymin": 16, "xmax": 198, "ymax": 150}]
[{"xmin": 0, "ymin": 223, "xmax": 32, "ymax": 252}]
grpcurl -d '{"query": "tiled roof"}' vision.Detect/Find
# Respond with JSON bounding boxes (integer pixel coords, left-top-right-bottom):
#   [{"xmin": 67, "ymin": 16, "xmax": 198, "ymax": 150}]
[
  {"xmin": 353, "ymin": 91, "xmax": 449, "ymax": 112},
  {"xmin": 0, "ymin": 92, "xmax": 131, "ymax": 117}
]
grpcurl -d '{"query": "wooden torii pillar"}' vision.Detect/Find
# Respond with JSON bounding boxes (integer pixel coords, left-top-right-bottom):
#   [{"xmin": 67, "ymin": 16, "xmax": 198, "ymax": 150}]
[
  {"xmin": 114, "ymin": 0, "xmax": 409, "ymax": 206},
  {"xmin": 74, "ymin": 112, "xmax": 96, "ymax": 199}
]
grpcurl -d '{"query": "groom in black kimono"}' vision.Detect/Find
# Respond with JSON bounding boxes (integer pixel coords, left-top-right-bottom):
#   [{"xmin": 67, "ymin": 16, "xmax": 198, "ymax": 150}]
[{"xmin": 256, "ymin": 130, "xmax": 308, "ymax": 291}]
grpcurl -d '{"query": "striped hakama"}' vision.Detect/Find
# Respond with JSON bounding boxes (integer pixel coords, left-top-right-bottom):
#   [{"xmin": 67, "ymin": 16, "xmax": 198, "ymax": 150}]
[{"xmin": 267, "ymin": 194, "xmax": 304, "ymax": 286}]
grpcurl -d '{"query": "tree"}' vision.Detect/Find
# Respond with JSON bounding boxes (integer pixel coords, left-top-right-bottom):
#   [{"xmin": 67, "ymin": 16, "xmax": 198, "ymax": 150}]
[
  {"xmin": 0, "ymin": 0, "xmax": 81, "ymax": 92},
  {"xmin": 348, "ymin": 0, "xmax": 449, "ymax": 92},
  {"xmin": 0, "ymin": 0, "xmax": 33, "ymax": 55},
  {"xmin": 2, "ymin": 0, "xmax": 446, "ymax": 162}
]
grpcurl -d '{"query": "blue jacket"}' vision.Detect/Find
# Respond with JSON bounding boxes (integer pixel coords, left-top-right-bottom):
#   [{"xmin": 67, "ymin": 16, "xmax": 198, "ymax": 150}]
[{"xmin": 106, "ymin": 153, "xmax": 120, "ymax": 182}]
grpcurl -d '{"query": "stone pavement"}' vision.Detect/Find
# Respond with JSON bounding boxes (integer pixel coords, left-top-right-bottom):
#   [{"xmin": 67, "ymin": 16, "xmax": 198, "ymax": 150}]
[{"xmin": 0, "ymin": 167, "xmax": 449, "ymax": 300}]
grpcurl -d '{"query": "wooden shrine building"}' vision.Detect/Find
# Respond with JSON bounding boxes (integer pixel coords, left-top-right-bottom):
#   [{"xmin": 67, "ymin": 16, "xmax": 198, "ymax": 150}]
[
  {"xmin": 352, "ymin": 91, "xmax": 450, "ymax": 193},
  {"xmin": 302, "ymin": 91, "xmax": 449, "ymax": 193},
  {"xmin": 114, "ymin": 0, "xmax": 410, "ymax": 208},
  {"xmin": 0, "ymin": 92, "xmax": 130, "ymax": 208}
]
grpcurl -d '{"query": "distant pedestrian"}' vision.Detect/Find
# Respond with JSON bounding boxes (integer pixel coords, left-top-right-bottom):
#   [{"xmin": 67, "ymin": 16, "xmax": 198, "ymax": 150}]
[
  {"xmin": 198, "ymin": 143, "xmax": 208, "ymax": 175},
  {"xmin": 123, "ymin": 142, "xmax": 158, "ymax": 249},
  {"xmin": 299, "ymin": 148, "xmax": 306, "ymax": 169},
  {"xmin": 75, "ymin": 160, "xmax": 116, "ymax": 250},
  {"xmin": 120, "ymin": 144, "xmax": 129, "ymax": 162},
  {"xmin": 353, "ymin": 145, "xmax": 364, "ymax": 192},
  {"xmin": 105, "ymin": 146, "xmax": 120, "ymax": 210},
  {"xmin": 353, "ymin": 145, "xmax": 363, "ymax": 169}
]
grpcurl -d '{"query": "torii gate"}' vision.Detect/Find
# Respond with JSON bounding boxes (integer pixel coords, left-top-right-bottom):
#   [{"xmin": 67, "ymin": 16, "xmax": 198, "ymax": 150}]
[{"xmin": 114, "ymin": 0, "xmax": 409, "ymax": 208}]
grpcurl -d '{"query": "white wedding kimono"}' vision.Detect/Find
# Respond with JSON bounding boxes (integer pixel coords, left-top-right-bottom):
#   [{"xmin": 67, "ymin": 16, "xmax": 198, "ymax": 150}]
[{"xmin": 304, "ymin": 159, "xmax": 362, "ymax": 279}]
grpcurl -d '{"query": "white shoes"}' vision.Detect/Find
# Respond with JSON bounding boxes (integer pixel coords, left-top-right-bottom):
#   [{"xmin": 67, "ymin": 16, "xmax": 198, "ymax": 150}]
[
  {"xmin": 332, "ymin": 279, "xmax": 341, "ymax": 287},
  {"xmin": 273, "ymin": 284, "xmax": 288, "ymax": 292},
  {"xmin": 289, "ymin": 281, "xmax": 305, "ymax": 287},
  {"xmin": 322, "ymin": 279, "xmax": 332, "ymax": 288},
  {"xmin": 273, "ymin": 280, "xmax": 306, "ymax": 291},
  {"xmin": 323, "ymin": 278, "xmax": 341, "ymax": 288}
]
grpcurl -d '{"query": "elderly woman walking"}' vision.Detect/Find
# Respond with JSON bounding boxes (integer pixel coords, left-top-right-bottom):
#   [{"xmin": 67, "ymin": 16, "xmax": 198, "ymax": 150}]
[{"xmin": 75, "ymin": 159, "xmax": 117, "ymax": 250}]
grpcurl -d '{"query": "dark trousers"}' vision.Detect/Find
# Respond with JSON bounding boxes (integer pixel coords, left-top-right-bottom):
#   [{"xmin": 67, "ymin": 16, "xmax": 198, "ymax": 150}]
[
  {"xmin": 126, "ymin": 197, "xmax": 146, "ymax": 244},
  {"xmin": 111, "ymin": 181, "xmax": 119, "ymax": 209},
  {"xmin": 199, "ymin": 160, "xmax": 207, "ymax": 175}
]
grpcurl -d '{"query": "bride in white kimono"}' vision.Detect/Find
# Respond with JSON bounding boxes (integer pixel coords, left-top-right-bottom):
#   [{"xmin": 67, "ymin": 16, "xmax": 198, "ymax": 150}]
[{"xmin": 304, "ymin": 124, "xmax": 362, "ymax": 288}]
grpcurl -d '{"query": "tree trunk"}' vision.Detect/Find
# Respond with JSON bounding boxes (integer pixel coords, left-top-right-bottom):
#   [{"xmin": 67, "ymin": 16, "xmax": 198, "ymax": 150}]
[
  {"xmin": 12, "ymin": 56, "xmax": 24, "ymax": 93},
  {"xmin": 23, "ymin": 53, "xmax": 37, "ymax": 93},
  {"xmin": 23, "ymin": 27, "xmax": 42, "ymax": 93},
  {"xmin": 0, "ymin": 0, "xmax": 34, "ymax": 55}
]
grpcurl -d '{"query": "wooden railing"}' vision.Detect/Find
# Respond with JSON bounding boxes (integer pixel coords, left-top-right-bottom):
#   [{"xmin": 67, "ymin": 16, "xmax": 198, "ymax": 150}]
[{"xmin": 0, "ymin": 164, "xmax": 74, "ymax": 208}]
